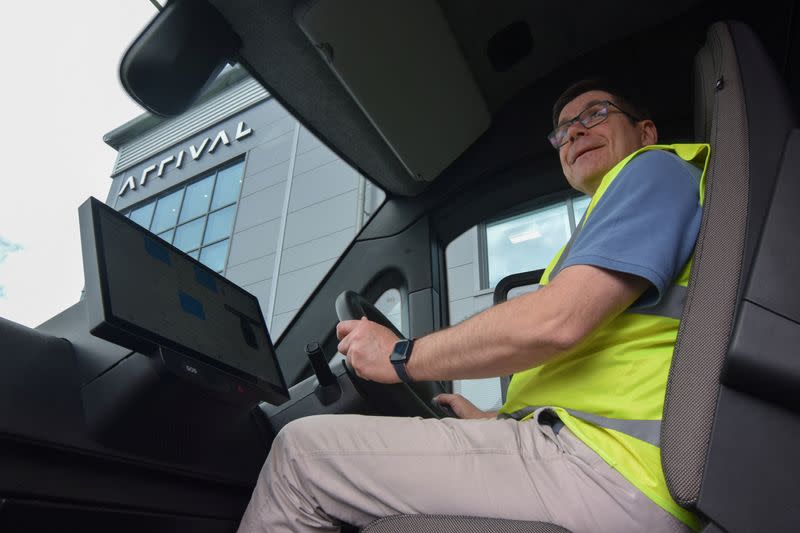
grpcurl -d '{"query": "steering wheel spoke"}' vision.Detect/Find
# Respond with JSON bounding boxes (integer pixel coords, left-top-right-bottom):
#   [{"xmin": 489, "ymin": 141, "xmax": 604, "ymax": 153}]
[{"xmin": 334, "ymin": 290, "xmax": 448, "ymax": 417}]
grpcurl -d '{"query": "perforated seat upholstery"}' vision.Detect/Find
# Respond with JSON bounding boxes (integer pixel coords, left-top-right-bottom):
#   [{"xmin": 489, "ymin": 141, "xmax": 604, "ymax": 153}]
[
  {"xmin": 361, "ymin": 515, "xmax": 570, "ymax": 533},
  {"xmin": 662, "ymin": 20, "xmax": 795, "ymax": 509}
]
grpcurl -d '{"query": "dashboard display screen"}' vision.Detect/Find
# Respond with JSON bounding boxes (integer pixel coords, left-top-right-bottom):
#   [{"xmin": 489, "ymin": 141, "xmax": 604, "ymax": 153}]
[{"xmin": 80, "ymin": 198, "xmax": 289, "ymax": 404}]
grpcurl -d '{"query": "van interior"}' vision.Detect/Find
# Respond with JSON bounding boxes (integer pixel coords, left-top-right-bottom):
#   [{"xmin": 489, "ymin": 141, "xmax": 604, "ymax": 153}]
[{"xmin": 1, "ymin": 1, "xmax": 799, "ymax": 531}]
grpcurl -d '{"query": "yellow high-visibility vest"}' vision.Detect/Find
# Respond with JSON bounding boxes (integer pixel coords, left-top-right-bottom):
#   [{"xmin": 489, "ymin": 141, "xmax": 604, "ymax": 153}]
[{"xmin": 498, "ymin": 144, "xmax": 710, "ymax": 530}]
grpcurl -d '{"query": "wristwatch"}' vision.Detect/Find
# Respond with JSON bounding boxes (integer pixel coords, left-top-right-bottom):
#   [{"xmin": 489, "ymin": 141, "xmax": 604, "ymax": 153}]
[{"xmin": 390, "ymin": 338, "xmax": 415, "ymax": 384}]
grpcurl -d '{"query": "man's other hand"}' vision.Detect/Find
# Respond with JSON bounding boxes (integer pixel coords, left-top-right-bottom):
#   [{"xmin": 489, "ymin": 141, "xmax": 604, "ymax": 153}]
[
  {"xmin": 336, "ymin": 317, "xmax": 400, "ymax": 383},
  {"xmin": 433, "ymin": 393, "xmax": 498, "ymax": 419}
]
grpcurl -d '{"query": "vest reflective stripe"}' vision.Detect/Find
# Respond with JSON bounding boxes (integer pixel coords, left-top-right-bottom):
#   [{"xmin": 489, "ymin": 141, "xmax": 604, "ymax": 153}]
[
  {"xmin": 500, "ymin": 407, "xmax": 662, "ymax": 448},
  {"xmin": 497, "ymin": 406, "xmax": 538, "ymax": 420},
  {"xmin": 549, "ymin": 270, "xmax": 687, "ymax": 321},
  {"xmin": 632, "ymin": 284, "xmax": 687, "ymax": 320}
]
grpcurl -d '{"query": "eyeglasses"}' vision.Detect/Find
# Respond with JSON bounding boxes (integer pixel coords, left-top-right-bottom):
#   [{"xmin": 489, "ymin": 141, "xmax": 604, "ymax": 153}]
[{"xmin": 547, "ymin": 100, "xmax": 640, "ymax": 150}]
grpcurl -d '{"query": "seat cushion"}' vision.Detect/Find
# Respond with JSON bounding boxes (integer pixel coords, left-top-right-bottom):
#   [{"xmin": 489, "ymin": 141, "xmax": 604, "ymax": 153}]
[{"xmin": 361, "ymin": 515, "xmax": 571, "ymax": 533}]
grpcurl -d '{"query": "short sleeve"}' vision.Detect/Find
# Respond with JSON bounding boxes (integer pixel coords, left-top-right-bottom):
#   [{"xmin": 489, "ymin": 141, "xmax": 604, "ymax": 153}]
[{"xmin": 558, "ymin": 150, "xmax": 703, "ymax": 307}]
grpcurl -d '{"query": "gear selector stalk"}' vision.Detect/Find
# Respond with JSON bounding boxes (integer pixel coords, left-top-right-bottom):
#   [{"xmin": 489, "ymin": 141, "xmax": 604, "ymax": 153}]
[{"xmin": 305, "ymin": 342, "xmax": 341, "ymax": 405}]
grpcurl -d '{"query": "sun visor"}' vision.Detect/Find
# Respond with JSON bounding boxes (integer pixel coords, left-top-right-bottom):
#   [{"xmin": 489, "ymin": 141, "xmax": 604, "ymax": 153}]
[{"xmin": 295, "ymin": 0, "xmax": 490, "ymax": 182}]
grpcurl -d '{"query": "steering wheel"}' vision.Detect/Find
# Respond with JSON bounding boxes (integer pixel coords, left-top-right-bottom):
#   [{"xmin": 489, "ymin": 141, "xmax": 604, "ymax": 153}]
[{"xmin": 335, "ymin": 290, "xmax": 448, "ymax": 417}]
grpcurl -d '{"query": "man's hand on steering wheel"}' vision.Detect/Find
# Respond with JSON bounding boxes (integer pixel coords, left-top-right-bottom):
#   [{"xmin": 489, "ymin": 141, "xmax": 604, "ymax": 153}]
[{"xmin": 336, "ymin": 317, "xmax": 402, "ymax": 384}]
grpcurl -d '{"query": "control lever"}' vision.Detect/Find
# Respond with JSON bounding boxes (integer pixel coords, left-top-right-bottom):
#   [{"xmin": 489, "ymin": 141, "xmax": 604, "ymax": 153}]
[{"xmin": 305, "ymin": 342, "xmax": 341, "ymax": 405}]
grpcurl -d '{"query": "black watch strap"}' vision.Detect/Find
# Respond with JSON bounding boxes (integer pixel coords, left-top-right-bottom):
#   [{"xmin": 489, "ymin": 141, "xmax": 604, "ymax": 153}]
[
  {"xmin": 393, "ymin": 359, "xmax": 413, "ymax": 384},
  {"xmin": 391, "ymin": 338, "xmax": 415, "ymax": 384}
]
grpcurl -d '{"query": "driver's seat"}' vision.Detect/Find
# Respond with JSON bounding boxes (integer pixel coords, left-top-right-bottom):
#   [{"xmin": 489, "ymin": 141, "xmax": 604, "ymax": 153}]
[{"xmin": 360, "ymin": 20, "xmax": 797, "ymax": 533}]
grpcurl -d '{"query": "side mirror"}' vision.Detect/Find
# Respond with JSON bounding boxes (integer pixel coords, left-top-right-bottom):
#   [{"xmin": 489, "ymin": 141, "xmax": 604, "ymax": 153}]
[{"xmin": 119, "ymin": 0, "xmax": 242, "ymax": 117}]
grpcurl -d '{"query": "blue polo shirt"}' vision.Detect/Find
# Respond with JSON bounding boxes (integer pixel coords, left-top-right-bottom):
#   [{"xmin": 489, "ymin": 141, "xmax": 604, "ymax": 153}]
[{"xmin": 558, "ymin": 150, "xmax": 703, "ymax": 307}]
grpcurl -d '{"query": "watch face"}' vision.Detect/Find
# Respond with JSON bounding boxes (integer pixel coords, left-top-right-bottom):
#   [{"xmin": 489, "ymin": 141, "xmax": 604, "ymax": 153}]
[{"xmin": 390, "ymin": 340, "xmax": 411, "ymax": 363}]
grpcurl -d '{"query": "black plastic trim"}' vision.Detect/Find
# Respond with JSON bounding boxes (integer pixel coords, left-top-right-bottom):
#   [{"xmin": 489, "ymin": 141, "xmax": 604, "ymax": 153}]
[{"xmin": 493, "ymin": 270, "xmax": 545, "ymax": 305}]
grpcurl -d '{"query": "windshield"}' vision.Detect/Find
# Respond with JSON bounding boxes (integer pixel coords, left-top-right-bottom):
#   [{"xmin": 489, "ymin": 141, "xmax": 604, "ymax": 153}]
[{"xmin": 105, "ymin": 68, "xmax": 386, "ymax": 368}]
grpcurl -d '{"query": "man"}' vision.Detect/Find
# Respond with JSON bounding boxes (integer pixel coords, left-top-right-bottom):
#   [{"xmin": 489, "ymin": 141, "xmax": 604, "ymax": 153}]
[{"xmin": 238, "ymin": 79, "xmax": 708, "ymax": 532}]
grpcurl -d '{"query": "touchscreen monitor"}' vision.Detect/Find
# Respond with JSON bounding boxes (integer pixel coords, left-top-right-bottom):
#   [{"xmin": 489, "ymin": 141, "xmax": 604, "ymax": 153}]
[{"xmin": 79, "ymin": 197, "xmax": 289, "ymax": 405}]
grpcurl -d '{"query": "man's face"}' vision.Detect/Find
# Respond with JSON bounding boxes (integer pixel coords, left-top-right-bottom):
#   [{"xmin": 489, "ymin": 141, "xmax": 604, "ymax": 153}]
[{"xmin": 556, "ymin": 90, "xmax": 656, "ymax": 196}]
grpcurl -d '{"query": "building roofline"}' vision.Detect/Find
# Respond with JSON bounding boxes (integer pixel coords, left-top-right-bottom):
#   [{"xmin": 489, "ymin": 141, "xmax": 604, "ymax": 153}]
[{"xmin": 103, "ymin": 64, "xmax": 252, "ymax": 150}]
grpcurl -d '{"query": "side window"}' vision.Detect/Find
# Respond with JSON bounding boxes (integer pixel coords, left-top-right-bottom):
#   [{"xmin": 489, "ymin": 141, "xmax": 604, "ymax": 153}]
[
  {"xmin": 485, "ymin": 202, "xmax": 571, "ymax": 288},
  {"xmin": 573, "ymin": 196, "xmax": 591, "ymax": 225},
  {"xmin": 444, "ymin": 194, "xmax": 588, "ymax": 410},
  {"xmin": 373, "ymin": 288, "xmax": 406, "ymax": 336}
]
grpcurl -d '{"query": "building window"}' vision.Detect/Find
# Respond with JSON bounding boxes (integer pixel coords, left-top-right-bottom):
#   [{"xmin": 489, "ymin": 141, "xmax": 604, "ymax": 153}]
[
  {"xmin": 480, "ymin": 194, "xmax": 589, "ymax": 289},
  {"xmin": 122, "ymin": 158, "xmax": 245, "ymax": 273}
]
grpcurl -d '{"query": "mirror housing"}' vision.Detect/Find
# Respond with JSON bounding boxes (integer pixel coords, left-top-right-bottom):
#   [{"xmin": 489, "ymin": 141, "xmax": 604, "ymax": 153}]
[{"xmin": 119, "ymin": 0, "xmax": 242, "ymax": 117}]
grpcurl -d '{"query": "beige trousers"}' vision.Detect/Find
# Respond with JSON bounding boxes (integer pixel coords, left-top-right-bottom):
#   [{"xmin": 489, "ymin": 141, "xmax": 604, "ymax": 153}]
[{"xmin": 237, "ymin": 411, "xmax": 689, "ymax": 533}]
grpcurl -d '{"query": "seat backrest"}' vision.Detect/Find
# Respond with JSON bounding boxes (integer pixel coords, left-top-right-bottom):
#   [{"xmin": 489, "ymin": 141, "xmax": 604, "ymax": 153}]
[{"xmin": 661, "ymin": 20, "xmax": 797, "ymax": 510}]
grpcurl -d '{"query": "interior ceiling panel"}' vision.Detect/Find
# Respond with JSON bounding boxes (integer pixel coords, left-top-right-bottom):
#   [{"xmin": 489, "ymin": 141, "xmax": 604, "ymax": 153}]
[
  {"xmin": 296, "ymin": 0, "xmax": 491, "ymax": 182},
  {"xmin": 210, "ymin": 0, "xmax": 703, "ymax": 196},
  {"xmin": 209, "ymin": 0, "xmax": 426, "ymax": 197},
  {"xmin": 439, "ymin": 0, "xmax": 702, "ymax": 112}
]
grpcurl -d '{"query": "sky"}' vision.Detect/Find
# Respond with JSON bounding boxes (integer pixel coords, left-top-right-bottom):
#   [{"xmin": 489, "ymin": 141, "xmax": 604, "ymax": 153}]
[{"xmin": 0, "ymin": 1, "xmax": 158, "ymax": 327}]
